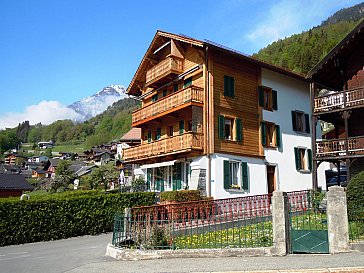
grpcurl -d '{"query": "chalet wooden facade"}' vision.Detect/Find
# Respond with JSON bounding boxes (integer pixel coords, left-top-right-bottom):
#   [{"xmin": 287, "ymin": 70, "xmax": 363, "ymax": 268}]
[
  {"xmin": 124, "ymin": 31, "xmax": 327, "ymax": 198},
  {"xmin": 308, "ymin": 20, "xmax": 364, "ymax": 187}
]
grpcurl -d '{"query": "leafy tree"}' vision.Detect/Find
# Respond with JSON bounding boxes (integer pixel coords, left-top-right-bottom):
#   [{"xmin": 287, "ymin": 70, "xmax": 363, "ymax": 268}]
[
  {"xmin": 54, "ymin": 160, "xmax": 74, "ymax": 189},
  {"xmin": 131, "ymin": 176, "xmax": 146, "ymax": 192},
  {"xmin": 89, "ymin": 164, "xmax": 119, "ymax": 190}
]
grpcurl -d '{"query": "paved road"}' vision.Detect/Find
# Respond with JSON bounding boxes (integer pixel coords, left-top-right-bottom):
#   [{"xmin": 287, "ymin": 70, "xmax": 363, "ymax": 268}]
[
  {"xmin": 1, "ymin": 233, "xmax": 364, "ymax": 273},
  {"xmin": 0, "ymin": 233, "xmax": 113, "ymax": 273}
]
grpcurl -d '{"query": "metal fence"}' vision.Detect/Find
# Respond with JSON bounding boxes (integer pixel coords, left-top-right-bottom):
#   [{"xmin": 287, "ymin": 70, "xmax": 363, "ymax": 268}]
[{"xmin": 112, "ymin": 194, "xmax": 273, "ymax": 250}]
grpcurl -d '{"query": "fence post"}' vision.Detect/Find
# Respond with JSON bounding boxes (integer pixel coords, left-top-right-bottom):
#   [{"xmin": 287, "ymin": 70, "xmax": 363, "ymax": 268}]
[
  {"xmin": 272, "ymin": 190, "xmax": 290, "ymax": 255},
  {"xmin": 124, "ymin": 207, "xmax": 131, "ymax": 239},
  {"xmin": 327, "ymin": 186, "xmax": 350, "ymax": 253}
]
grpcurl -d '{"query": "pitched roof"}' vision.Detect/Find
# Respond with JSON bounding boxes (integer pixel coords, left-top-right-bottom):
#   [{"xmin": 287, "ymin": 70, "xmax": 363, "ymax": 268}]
[
  {"xmin": 120, "ymin": 128, "xmax": 141, "ymax": 141},
  {"xmin": 127, "ymin": 30, "xmax": 305, "ymax": 96},
  {"xmin": 0, "ymin": 173, "xmax": 34, "ymax": 191}
]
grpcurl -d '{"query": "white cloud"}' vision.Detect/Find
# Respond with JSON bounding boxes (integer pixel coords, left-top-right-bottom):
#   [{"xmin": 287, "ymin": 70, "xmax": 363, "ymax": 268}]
[
  {"xmin": 0, "ymin": 100, "xmax": 83, "ymax": 129},
  {"xmin": 243, "ymin": 0, "xmax": 360, "ymax": 53}
]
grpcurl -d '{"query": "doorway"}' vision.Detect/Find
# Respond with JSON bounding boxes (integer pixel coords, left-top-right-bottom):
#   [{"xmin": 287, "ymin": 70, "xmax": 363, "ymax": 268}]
[{"xmin": 266, "ymin": 165, "xmax": 276, "ymax": 194}]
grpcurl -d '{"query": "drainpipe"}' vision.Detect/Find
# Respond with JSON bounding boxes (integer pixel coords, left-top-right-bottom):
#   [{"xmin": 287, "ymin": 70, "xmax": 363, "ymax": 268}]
[{"xmin": 205, "ymin": 45, "xmax": 211, "ymax": 197}]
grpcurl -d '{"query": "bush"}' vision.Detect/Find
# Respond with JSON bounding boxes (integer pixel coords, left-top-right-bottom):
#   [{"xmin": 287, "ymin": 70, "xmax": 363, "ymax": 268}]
[
  {"xmin": 131, "ymin": 176, "xmax": 146, "ymax": 192},
  {"xmin": 347, "ymin": 171, "xmax": 364, "ymax": 221},
  {"xmin": 160, "ymin": 190, "xmax": 205, "ymax": 203},
  {"xmin": 0, "ymin": 191, "xmax": 155, "ymax": 246}
]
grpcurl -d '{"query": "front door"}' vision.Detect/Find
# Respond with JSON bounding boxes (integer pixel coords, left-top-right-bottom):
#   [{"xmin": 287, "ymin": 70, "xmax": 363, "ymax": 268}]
[{"xmin": 266, "ymin": 165, "xmax": 276, "ymax": 194}]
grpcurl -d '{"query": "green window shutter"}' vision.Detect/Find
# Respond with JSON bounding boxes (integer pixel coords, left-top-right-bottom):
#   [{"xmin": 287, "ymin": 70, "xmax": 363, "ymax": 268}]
[
  {"xmin": 156, "ymin": 128, "xmax": 161, "ymax": 140},
  {"xmin": 224, "ymin": 76, "xmax": 229, "ymax": 96},
  {"xmin": 223, "ymin": 160, "xmax": 231, "ymax": 189},
  {"xmin": 307, "ymin": 149, "xmax": 313, "ymax": 171},
  {"xmin": 163, "ymin": 90, "xmax": 167, "ymax": 97},
  {"xmin": 275, "ymin": 125, "xmax": 281, "ymax": 148},
  {"xmin": 305, "ymin": 113, "xmax": 310, "ymax": 133},
  {"xmin": 236, "ymin": 118, "xmax": 242, "ymax": 142},
  {"xmin": 291, "ymin": 111, "xmax": 297, "ymax": 131},
  {"xmin": 229, "ymin": 77, "xmax": 235, "ymax": 97},
  {"xmin": 184, "ymin": 77, "xmax": 192, "ymax": 88},
  {"xmin": 272, "ymin": 90, "xmax": 278, "ymax": 110},
  {"xmin": 174, "ymin": 83, "xmax": 179, "ymax": 92},
  {"xmin": 146, "ymin": 169, "xmax": 151, "ymax": 190},
  {"xmin": 241, "ymin": 162, "xmax": 248, "ymax": 190},
  {"xmin": 261, "ymin": 122, "xmax": 267, "ymax": 146},
  {"xmin": 224, "ymin": 76, "xmax": 234, "ymax": 97},
  {"xmin": 147, "ymin": 130, "xmax": 152, "ymax": 143},
  {"xmin": 294, "ymin": 147, "xmax": 301, "ymax": 171},
  {"xmin": 258, "ymin": 86, "xmax": 264, "ymax": 107},
  {"xmin": 218, "ymin": 115, "xmax": 225, "ymax": 139},
  {"xmin": 179, "ymin": 120, "xmax": 184, "ymax": 134}
]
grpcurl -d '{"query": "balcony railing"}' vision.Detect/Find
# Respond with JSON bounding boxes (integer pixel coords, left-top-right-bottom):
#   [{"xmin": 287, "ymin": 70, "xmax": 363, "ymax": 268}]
[
  {"xmin": 132, "ymin": 86, "xmax": 204, "ymax": 126},
  {"xmin": 123, "ymin": 132, "xmax": 203, "ymax": 162},
  {"xmin": 146, "ymin": 56, "xmax": 183, "ymax": 86},
  {"xmin": 314, "ymin": 86, "xmax": 364, "ymax": 114},
  {"xmin": 316, "ymin": 135, "xmax": 364, "ymax": 158}
]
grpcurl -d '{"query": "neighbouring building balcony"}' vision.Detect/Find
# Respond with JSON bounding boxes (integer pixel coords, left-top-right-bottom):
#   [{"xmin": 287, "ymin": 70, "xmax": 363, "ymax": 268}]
[
  {"xmin": 132, "ymin": 86, "xmax": 204, "ymax": 126},
  {"xmin": 316, "ymin": 135, "xmax": 364, "ymax": 159},
  {"xmin": 314, "ymin": 86, "xmax": 364, "ymax": 114},
  {"xmin": 145, "ymin": 56, "xmax": 184, "ymax": 87},
  {"xmin": 123, "ymin": 132, "xmax": 204, "ymax": 162}
]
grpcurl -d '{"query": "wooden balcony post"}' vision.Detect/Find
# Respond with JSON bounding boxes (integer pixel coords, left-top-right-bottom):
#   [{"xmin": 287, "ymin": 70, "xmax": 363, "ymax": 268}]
[{"xmin": 310, "ymin": 82, "xmax": 318, "ymax": 190}]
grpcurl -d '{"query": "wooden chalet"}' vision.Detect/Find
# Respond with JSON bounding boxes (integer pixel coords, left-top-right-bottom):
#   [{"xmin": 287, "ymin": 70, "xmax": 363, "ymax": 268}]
[
  {"xmin": 308, "ymin": 20, "xmax": 364, "ymax": 187},
  {"xmin": 124, "ymin": 30, "xmax": 326, "ymax": 198}
]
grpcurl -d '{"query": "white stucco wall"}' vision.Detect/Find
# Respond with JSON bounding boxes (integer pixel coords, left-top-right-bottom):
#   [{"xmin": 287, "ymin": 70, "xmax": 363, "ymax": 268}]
[{"xmin": 261, "ymin": 68, "xmax": 328, "ymax": 191}]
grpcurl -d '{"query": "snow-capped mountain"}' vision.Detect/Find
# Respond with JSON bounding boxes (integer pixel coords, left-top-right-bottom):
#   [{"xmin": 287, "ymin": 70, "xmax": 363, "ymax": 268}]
[{"xmin": 68, "ymin": 84, "xmax": 127, "ymax": 120}]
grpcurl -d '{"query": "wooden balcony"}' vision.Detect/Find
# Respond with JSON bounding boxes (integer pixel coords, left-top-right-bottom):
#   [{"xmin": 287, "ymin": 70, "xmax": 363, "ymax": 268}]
[
  {"xmin": 146, "ymin": 56, "xmax": 184, "ymax": 87},
  {"xmin": 123, "ymin": 132, "xmax": 204, "ymax": 162},
  {"xmin": 316, "ymin": 135, "xmax": 364, "ymax": 159},
  {"xmin": 132, "ymin": 86, "xmax": 204, "ymax": 126},
  {"xmin": 314, "ymin": 86, "xmax": 364, "ymax": 114}
]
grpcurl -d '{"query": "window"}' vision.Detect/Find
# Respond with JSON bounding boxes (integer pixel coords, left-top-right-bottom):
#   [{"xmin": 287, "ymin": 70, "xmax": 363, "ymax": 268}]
[
  {"xmin": 179, "ymin": 120, "xmax": 184, "ymax": 134},
  {"xmin": 224, "ymin": 75, "xmax": 235, "ymax": 97},
  {"xmin": 223, "ymin": 161, "xmax": 249, "ymax": 191},
  {"xmin": 155, "ymin": 128, "xmax": 161, "ymax": 140},
  {"xmin": 147, "ymin": 130, "xmax": 152, "ymax": 143},
  {"xmin": 168, "ymin": 126, "xmax": 174, "ymax": 137},
  {"xmin": 173, "ymin": 83, "xmax": 179, "ymax": 92},
  {"xmin": 261, "ymin": 122, "xmax": 281, "ymax": 148},
  {"xmin": 258, "ymin": 86, "xmax": 278, "ymax": 111},
  {"xmin": 187, "ymin": 120, "xmax": 193, "ymax": 132},
  {"xmin": 294, "ymin": 147, "xmax": 312, "ymax": 172},
  {"xmin": 162, "ymin": 90, "xmax": 167, "ymax": 97},
  {"xmin": 184, "ymin": 77, "xmax": 192, "ymax": 88},
  {"xmin": 224, "ymin": 118, "xmax": 233, "ymax": 140},
  {"xmin": 292, "ymin": 110, "xmax": 310, "ymax": 133},
  {"xmin": 218, "ymin": 115, "xmax": 243, "ymax": 142},
  {"xmin": 152, "ymin": 94, "xmax": 158, "ymax": 102}
]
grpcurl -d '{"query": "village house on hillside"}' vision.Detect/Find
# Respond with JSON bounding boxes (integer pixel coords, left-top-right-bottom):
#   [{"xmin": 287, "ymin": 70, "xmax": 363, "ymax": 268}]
[
  {"xmin": 122, "ymin": 31, "xmax": 329, "ymax": 198},
  {"xmin": 308, "ymin": 20, "xmax": 364, "ymax": 187},
  {"xmin": 0, "ymin": 173, "xmax": 34, "ymax": 198}
]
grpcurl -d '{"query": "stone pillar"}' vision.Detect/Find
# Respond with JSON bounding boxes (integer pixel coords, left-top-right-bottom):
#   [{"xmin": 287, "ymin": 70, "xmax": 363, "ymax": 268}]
[
  {"xmin": 272, "ymin": 191, "xmax": 290, "ymax": 255},
  {"xmin": 124, "ymin": 208, "xmax": 131, "ymax": 239},
  {"xmin": 327, "ymin": 186, "xmax": 350, "ymax": 253}
]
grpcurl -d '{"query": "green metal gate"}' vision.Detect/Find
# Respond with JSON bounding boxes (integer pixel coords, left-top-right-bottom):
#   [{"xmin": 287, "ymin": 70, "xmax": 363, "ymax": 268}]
[{"xmin": 289, "ymin": 190, "xmax": 329, "ymax": 254}]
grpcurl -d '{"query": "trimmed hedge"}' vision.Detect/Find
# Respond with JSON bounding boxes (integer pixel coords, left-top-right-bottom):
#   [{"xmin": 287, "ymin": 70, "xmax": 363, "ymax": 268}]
[
  {"xmin": 160, "ymin": 190, "xmax": 205, "ymax": 203},
  {"xmin": 0, "ymin": 191, "xmax": 155, "ymax": 246},
  {"xmin": 347, "ymin": 171, "xmax": 364, "ymax": 221}
]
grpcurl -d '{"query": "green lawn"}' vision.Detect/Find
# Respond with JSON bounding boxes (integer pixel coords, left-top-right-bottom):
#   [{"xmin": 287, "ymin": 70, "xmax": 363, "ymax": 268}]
[{"xmin": 51, "ymin": 143, "xmax": 88, "ymax": 153}]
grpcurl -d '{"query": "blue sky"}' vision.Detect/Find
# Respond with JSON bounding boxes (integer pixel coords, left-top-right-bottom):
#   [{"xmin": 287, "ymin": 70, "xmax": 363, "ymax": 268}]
[{"xmin": 0, "ymin": 0, "xmax": 362, "ymax": 129}]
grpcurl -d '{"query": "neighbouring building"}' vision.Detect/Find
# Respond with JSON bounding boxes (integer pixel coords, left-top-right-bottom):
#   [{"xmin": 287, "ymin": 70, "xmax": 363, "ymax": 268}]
[
  {"xmin": 5, "ymin": 154, "xmax": 28, "ymax": 166},
  {"xmin": 123, "ymin": 30, "xmax": 328, "ymax": 198},
  {"xmin": 308, "ymin": 20, "xmax": 364, "ymax": 186},
  {"xmin": 0, "ymin": 173, "xmax": 34, "ymax": 198}
]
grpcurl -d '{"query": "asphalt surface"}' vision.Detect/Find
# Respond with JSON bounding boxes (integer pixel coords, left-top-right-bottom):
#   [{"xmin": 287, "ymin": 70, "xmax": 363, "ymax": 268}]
[{"xmin": 0, "ymin": 233, "xmax": 364, "ymax": 273}]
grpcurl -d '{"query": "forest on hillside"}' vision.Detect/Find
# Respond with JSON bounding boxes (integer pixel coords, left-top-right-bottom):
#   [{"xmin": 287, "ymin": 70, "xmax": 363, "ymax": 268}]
[
  {"xmin": 253, "ymin": 2, "xmax": 364, "ymax": 74},
  {"xmin": 0, "ymin": 98, "xmax": 139, "ymax": 153}
]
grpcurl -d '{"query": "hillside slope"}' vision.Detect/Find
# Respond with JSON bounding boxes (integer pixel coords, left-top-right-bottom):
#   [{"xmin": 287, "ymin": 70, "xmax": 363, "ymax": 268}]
[{"xmin": 253, "ymin": 3, "xmax": 364, "ymax": 74}]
